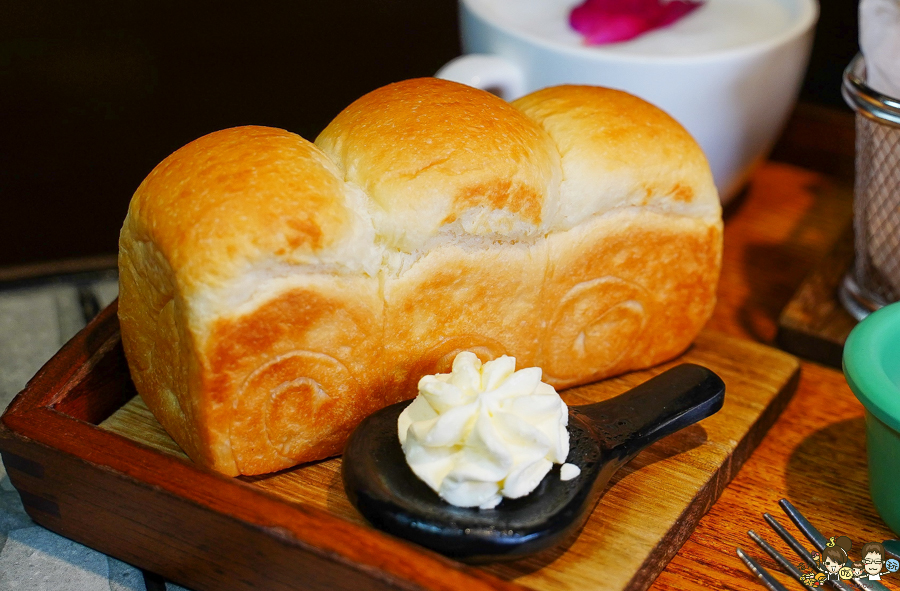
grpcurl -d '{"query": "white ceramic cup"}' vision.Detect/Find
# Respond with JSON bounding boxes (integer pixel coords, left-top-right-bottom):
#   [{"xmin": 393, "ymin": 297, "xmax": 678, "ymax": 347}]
[{"xmin": 436, "ymin": 0, "xmax": 819, "ymax": 203}]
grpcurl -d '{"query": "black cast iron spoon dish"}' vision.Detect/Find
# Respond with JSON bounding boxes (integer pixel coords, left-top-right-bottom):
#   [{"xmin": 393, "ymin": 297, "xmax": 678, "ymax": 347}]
[{"xmin": 342, "ymin": 363, "xmax": 726, "ymax": 563}]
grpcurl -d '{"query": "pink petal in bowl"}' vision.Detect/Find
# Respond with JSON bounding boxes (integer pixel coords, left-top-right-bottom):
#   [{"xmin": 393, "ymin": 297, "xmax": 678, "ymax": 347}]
[{"xmin": 570, "ymin": 0, "xmax": 704, "ymax": 45}]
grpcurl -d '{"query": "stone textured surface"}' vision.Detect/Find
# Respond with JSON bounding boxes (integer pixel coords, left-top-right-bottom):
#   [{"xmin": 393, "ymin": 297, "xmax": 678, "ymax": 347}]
[{"xmin": 0, "ymin": 526, "xmax": 111, "ymax": 590}]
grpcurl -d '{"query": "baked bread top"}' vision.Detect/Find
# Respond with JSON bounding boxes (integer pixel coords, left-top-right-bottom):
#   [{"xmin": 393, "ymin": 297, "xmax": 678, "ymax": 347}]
[
  {"xmin": 512, "ymin": 85, "xmax": 718, "ymax": 227},
  {"xmin": 128, "ymin": 79, "xmax": 718, "ymax": 321}
]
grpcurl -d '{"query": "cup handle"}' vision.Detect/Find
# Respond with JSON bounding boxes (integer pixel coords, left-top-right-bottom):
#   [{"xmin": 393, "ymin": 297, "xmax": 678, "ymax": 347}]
[{"xmin": 435, "ymin": 54, "xmax": 526, "ymax": 100}]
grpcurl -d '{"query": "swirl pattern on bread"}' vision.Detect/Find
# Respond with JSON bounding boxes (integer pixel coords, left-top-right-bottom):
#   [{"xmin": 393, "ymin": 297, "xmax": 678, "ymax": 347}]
[{"xmin": 118, "ymin": 79, "xmax": 722, "ymax": 476}]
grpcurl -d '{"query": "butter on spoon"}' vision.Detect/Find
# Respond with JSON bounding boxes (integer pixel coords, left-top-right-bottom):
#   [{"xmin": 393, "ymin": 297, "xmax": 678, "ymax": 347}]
[
  {"xmin": 398, "ymin": 353, "xmax": 579, "ymax": 510},
  {"xmin": 342, "ymin": 363, "xmax": 725, "ymax": 562}
]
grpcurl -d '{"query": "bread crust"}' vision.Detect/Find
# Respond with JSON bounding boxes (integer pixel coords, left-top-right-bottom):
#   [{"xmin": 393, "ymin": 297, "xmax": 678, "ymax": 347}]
[
  {"xmin": 316, "ymin": 77, "xmax": 562, "ymax": 252},
  {"xmin": 118, "ymin": 79, "xmax": 722, "ymax": 476}
]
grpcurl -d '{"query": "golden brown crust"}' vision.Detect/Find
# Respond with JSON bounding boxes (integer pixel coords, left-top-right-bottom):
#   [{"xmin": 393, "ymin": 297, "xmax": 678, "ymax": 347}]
[
  {"xmin": 127, "ymin": 126, "xmax": 369, "ymax": 297},
  {"xmin": 512, "ymin": 85, "xmax": 720, "ymax": 228},
  {"xmin": 382, "ymin": 241, "xmax": 547, "ymax": 400},
  {"xmin": 119, "ymin": 80, "xmax": 723, "ymax": 476},
  {"xmin": 316, "ymin": 78, "xmax": 561, "ymax": 252},
  {"xmin": 539, "ymin": 210, "xmax": 722, "ymax": 387},
  {"xmin": 204, "ymin": 276, "xmax": 383, "ymax": 475},
  {"xmin": 119, "ymin": 126, "xmax": 381, "ymax": 475}
]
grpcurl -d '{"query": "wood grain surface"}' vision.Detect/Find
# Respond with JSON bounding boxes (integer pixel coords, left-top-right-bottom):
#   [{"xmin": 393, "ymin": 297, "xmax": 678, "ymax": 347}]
[
  {"xmin": 100, "ymin": 331, "xmax": 798, "ymax": 591},
  {"xmin": 649, "ymin": 137, "xmax": 900, "ymax": 589},
  {"xmin": 776, "ymin": 224, "xmax": 857, "ymax": 368}
]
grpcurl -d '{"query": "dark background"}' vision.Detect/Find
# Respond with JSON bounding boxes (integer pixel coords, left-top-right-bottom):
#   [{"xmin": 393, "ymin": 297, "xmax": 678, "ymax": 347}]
[{"xmin": 0, "ymin": 1, "xmax": 859, "ymax": 269}]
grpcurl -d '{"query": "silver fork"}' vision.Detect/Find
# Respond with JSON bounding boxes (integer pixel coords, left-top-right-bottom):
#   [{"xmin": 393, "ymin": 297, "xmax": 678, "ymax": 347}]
[{"xmin": 737, "ymin": 498, "xmax": 890, "ymax": 590}]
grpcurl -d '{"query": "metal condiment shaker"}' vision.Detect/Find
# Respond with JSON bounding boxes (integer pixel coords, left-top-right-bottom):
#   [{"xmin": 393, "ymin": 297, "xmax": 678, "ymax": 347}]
[{"xmin": 839, "ymin": 53, "xmax": 900, "ymax": 320}]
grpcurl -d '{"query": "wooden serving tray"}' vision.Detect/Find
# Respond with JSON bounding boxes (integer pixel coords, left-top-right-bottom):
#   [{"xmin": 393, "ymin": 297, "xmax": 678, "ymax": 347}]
[{"xmin": 0, "ymin": 302, "xmax": 799, "ymax": 591}]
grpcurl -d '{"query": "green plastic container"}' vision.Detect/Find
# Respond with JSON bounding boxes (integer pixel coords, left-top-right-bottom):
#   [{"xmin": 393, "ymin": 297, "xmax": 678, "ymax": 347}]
[{"xmin": 843, "ymin": 301, "xmax": 900, "ymax": 536}]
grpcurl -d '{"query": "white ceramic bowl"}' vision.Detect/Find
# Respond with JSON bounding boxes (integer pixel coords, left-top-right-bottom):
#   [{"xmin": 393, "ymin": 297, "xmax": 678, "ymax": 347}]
[{"xmin": 437, "ymin": 0, "xmax": 819, "ymax": 203}]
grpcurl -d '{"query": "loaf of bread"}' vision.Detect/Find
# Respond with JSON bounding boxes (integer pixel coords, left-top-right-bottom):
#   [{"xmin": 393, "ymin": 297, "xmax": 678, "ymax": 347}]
[{"xmin": 118, "ymin": 78, "xmax": 722, "ymax": 476}]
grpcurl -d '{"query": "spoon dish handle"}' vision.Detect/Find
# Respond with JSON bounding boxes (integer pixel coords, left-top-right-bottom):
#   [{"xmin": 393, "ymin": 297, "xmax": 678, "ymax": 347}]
[{"xmin": 573, "ymin": 363, "xmax": 725, "ymax": 460}]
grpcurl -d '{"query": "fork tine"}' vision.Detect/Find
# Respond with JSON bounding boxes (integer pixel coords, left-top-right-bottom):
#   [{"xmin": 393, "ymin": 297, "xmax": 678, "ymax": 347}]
[
  {"xmin": 737, "ymin": 547, "xmax": 792, "ymax": 591},
  {"xmin": 764, "ymin": 513, "xmax": 820, "ymax": 568},
  {"xmin": 778, "ymin": 499, "xmax": 890, "ymax": 591},
  {"xmin": 749, "ymin": 529, "xmax": 807, "ymax": 581},
  {"xmin": 779, "ymin": 499, "xmax": 828, "ymax": 550}
]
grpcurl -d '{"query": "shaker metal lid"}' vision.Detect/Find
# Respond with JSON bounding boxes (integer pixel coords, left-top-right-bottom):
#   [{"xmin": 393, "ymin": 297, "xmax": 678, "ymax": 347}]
[{"xmin": 843, "ymin": 52, "xmax": 900, "ymax": 128}]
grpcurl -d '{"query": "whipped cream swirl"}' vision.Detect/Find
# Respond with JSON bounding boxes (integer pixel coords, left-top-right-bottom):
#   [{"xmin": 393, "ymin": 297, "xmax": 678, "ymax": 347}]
[{"xmin": 397, "ymin": 352, "xmax": 576, "ymax": 509}]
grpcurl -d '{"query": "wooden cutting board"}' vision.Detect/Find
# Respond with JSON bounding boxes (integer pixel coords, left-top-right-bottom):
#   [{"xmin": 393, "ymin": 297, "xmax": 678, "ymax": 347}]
[{"xmin": 99, "ymin": 330, "xmax": 799, "ymax": 591}]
